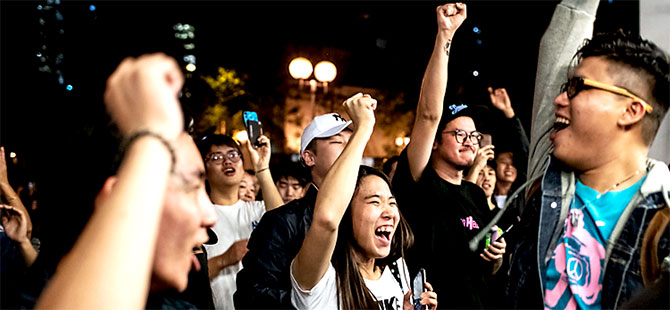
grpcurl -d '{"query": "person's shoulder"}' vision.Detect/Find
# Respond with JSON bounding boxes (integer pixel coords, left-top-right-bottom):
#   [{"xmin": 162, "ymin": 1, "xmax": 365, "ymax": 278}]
[
  {"xmin": 461, "ymin": 180, "xmax": 481, "ymax": 189},
  {"xmin": 392, "ymin": 149, "xmax": 414, "ymax": 185},
  {"xmin": 461, "ymin": 180, "xmax": 485, "ymax": 195},
  {"xmin": 214, "ymin": 200, "xmax": 250, "ymax": 209},
  {"xmin": 260, "ymin": 195, "xmax": 314, "ymax": 225},
  {"xmin": 641, "ymin": 159, "xmax": 670, "ymax": 195},
  {"xmin": 248, "ymin": 200, "xmax": 266, "ymax": 209},
  {"xmin": 420, "ymin": 165, "xmax": 441, "ymax": 183},
  {"xmin": 233, "ymin": 200, "xmax": 266, "ymax": 220},
  {"xmin": 468, "ymin": 181, "xmax": 490, "ymax": 202}
]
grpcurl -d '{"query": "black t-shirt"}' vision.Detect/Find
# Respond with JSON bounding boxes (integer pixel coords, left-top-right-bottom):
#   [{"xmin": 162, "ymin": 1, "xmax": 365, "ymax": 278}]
[{"xmin": 392, "ymin": 149, "xmax": 495, "ymax": 309}]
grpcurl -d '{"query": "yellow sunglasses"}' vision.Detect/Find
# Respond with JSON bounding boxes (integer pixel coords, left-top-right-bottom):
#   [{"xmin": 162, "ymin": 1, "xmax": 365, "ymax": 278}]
[{"xmin": 561, "ymin": 77, "xmax": 653, "ymax": 113}]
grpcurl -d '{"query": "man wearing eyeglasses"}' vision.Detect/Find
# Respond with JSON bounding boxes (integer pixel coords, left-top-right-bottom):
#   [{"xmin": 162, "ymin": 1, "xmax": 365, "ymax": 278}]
[
  {"xmin": 390, "ymin": 3, "xmax": 507, "ymax": 309},
  {"xmin": 197, "ymin": 134, "xmax": 283, "ymax": 310},
  {"xmin": 507, "ymin": 0, "xmax": 670, "ymax": 309}
]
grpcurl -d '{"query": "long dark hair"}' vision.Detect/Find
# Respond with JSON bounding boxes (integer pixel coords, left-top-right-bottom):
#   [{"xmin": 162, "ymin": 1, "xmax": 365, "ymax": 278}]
[{"xmin": 332, "ymin": 166, "xmax": 414, "ymax": 309}]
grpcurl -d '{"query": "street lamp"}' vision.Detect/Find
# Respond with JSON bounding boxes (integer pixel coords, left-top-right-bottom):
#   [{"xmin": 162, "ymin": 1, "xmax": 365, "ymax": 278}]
[
  {"xmin": 233, "ymin": 130, "xmax": 248, "ymax": 144},
  {"xmin": 395, "ymin": 136, "xmax": 410, "ymax": 149},
  {"xmin": 288, "ymin": 57, "xmax": 313, "ymax": 82},
  {"xmin": 314, "ymin": 60, "xmax": 337, "ymax": 93},
  {"xmin": 288, "ymin": 57, "xmax": 337, "ymax": 118}
]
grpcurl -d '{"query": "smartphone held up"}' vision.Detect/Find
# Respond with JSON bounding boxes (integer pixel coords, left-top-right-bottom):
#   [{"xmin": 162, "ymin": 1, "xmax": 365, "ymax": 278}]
[
  {"xmin": 412, "ymin": 268, "xmax": 428, "ymax": 310},
  {"xmin": 243, "ymin": 111, "xmax": 264, "ymax": 147}
]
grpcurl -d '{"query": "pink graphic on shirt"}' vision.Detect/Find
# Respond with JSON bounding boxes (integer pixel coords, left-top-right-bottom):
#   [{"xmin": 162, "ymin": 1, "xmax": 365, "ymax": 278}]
[
  {"xmin": 461, "ymin": 216, "xmax": 479, "ymax": 230},
  {"xmin": 544, "ymin": 209, "xmax": 605, "ymax": 309}
]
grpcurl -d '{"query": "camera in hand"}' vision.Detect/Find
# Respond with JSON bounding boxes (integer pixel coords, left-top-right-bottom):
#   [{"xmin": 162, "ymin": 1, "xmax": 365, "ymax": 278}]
[
  {"xmin": 243, "ymin": 111, "xmax": 264, "ymax": 147},
  {"xmin": 412, "ymin": 268, "xmax": 428, "ymax": 310}
]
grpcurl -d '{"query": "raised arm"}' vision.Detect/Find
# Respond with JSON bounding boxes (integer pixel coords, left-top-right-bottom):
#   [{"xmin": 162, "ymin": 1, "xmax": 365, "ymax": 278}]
[
  {"xmin": 407, "ymin": 2, "xmax": 466, "ymax": 181},
  {"xmin": 0, "ymin": 146, "xmax": 32, "ymax": 238},
  {"xmin": 245, "ymin": 135, "xmax": 283, "ymax": 211},
  {"xmin": 464, "ymin": 145, "xmax": 495, "ymax": 183},
  {"xmin": 36, "ymin": 53, "xmax": 184, "ymax": 309},
  {"xmin": 527, "ymin": 0, "xmax": 599, "ymax": 182},
  {"xmin": 291, "ymin": 93, "xmax": 376, "ymax": 290},
  {"xmin": 1, "ymin": 204, "xmax": 37, "ymax": 266},
  {"xmin": 488, "ymin": 87, "xmax": 529, "ymax": 182}
]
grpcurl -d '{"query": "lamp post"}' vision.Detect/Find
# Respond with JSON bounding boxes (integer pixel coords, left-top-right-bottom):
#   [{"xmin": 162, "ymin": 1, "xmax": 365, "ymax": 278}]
[
  {"xmin": 395, "ymin": 136, "xmax": 410, "ymax": 153},
  {"xmin": 288, "ymin": 57, "xmax": 337, "ymax": 118}
]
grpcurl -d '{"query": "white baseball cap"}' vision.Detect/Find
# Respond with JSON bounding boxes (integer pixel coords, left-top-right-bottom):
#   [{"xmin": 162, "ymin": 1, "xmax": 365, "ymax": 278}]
[{"xmin": 300, "ymin": 113, "xmax": 352, "ymax": 154}]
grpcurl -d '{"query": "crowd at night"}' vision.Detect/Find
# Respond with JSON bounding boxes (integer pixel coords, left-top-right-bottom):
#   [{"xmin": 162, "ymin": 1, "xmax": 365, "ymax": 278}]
[{"xmin": 1, "ymin": 1, "xmax": 669, "ymax": 309}]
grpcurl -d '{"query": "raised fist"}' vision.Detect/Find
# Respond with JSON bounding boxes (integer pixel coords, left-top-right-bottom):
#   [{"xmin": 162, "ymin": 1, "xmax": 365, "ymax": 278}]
[
  {"xmin": 342, "ymin": 93, "xmax": 377, "ymax": 132},
  {"xmin": 104, "ymin": 53, "xmax": 184, "ymax": 140},
  {"xmin": 436, "ymin": 3, "xmax": 467, "ymax": 37}
]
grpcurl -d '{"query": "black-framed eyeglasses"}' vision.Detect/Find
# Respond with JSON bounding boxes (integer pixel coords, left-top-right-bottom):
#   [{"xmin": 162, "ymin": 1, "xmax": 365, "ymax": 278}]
[
  {"xmin": 206, "ymin": 151, "xmax": 241, "ymax": 164},
  {"xmin": 442, "ymin": 129, "xmax": 483, "ymax": 145},
  {"xmin": 560, "ymin": 77, "xmax": 653, "ymax": 113}
]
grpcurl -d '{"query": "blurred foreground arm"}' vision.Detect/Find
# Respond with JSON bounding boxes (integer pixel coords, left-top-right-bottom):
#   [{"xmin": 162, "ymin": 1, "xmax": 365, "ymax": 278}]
[{"xmin": 36, "ymin": 53, "xmax": 184, "ymax": 309}]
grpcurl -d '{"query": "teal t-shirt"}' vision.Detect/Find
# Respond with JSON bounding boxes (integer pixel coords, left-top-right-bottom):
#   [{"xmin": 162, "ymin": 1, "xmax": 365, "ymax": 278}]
[{"xmin": 544, "ymin": 175, "xmax": 646, "ymax": 309}]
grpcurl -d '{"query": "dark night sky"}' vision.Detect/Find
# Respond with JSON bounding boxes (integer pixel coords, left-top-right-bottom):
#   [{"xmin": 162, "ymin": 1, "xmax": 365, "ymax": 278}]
[
  {"xmin": 0, "ymin": 0, "xmax": 638, "ymax": 185},
  {"xmin": 0, "ymin": 0, "xmax": 640, "ymax": 260}
]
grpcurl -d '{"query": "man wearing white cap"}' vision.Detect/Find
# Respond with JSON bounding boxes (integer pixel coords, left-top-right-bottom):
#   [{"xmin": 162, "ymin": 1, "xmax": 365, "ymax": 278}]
[{"xmin": 234, "ymin": 106, "xmax": 356, "ymax": 309}]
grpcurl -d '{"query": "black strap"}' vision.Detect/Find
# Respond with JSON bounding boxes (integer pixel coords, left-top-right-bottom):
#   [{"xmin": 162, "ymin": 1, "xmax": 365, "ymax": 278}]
[{"xmin": 388, "ymin": 260, "xmax": 404, "ymax": 290}]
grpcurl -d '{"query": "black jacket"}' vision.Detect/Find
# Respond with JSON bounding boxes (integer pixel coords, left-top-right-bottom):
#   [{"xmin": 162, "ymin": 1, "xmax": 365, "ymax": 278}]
[
  {"xmin": 233, "ymin": 184, "xmax": 318, "ymax": 309},
  {"xmin": 505, "ymin": 116, "xmax": 529, "ymax": 220}
]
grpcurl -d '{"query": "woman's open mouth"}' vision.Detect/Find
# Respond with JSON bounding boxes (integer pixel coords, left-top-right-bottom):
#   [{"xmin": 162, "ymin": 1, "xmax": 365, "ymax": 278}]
[{"xmin": 374, "ymin": 225, "xmax": 393, "ymax": 245}]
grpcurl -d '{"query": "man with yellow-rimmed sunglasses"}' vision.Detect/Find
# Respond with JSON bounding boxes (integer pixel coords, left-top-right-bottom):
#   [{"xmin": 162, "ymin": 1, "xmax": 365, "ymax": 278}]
[
  {"xmin": 561, "ymin": 76, "xmax": 653, "ymax": 113},
  {"xmin": 507, "ymin": 0, "xmax": 670, "ymax": 309}
]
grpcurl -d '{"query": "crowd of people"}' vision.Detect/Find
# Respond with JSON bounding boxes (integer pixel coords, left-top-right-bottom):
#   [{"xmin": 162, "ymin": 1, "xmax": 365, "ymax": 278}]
[{"xmin": 1, "ymin": 1, "xmax": 669, "ymax": 309}]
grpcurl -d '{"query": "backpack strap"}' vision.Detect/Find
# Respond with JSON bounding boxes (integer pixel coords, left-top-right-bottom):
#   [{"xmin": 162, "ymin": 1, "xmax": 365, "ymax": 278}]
[
  {"xmin": 389, "ymin": 259, "xmax": 404, "ymax": 290},
  {"xmin": 640, "ymin": 204, "xmax": 670, "ymax": 287}
]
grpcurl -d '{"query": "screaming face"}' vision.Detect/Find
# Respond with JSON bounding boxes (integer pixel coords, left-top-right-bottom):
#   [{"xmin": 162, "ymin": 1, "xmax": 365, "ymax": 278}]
[{"xmin": 351, "ymin": 175, "xmax": 399, "ymax": 259}]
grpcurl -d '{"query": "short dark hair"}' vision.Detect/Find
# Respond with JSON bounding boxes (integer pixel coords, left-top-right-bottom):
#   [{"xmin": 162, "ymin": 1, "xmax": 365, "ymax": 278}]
[
  {"xmin": 196, "ymin": 134, "xmax": 242, "ymax": 162},
  {"xmin": 486, "ymin": 159, "xmax": 497, "ymax": 171},
  {"xmin": 303, "ymin": 138, "xmax": 320, "ymax": 155},
  {"xmin": 272, "ymin": 160, "xmax": 310, "ymax": 187},
  {"xmin": 575, "ymin": 30, "xmax": 670, "ymax": 145}
]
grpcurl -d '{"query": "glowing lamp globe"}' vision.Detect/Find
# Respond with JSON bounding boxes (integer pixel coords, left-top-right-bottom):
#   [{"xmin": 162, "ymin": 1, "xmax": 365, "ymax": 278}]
[
  {"xmin": 314, "ymin": 61, "xmax": 337, "ymax": 82},
  {"xmin": 233, "ymin": 130, "xmax": 249, "ymax": 143},
  {"xmin": 289, "ymin": 57, "xmax": 313, "ymax": 80}
]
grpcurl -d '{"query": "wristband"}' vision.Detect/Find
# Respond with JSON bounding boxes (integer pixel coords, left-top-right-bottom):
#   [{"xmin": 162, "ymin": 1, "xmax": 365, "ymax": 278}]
[
  {"xmin": 121, "ymin": 130, "xmax": 176, "ymax": 173},
  {"xmin": 256, "ymin": 167, "xmax": 269, "ymax": 174}
]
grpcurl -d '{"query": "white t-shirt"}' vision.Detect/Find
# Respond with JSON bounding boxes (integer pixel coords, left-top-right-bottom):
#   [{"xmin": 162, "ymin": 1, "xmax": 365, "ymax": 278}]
[
  {"xmin": 205, "ymin": 200, "xmax": 266, "ymax": 310},
  {"xmin": 495, "ymin": 195, "xmax": 507, "ymax": 209},
  {"xmin": 290, "ymin": 257, "xmax": 410, "ymax": 310}
]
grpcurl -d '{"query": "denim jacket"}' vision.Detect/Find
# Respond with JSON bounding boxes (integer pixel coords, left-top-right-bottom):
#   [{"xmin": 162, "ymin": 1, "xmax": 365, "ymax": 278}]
[{"xmin": 508, "ymin": 156, "xmax": 670, "ymax": 308}]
